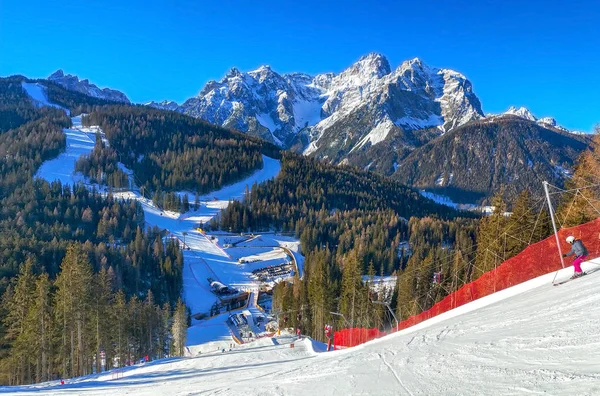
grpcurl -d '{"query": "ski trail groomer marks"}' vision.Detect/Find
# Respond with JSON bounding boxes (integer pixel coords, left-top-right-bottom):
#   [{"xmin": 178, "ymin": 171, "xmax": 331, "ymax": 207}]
[{"xmin": 378, "ymin": 352, "xmax": 414, "ymax": 396}]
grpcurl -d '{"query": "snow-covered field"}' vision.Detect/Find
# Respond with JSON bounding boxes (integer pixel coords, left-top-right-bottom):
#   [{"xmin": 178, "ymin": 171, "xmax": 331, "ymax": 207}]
[{"xmin": 6, "ymin": 260, "xmax": 600, "ymax": 395}]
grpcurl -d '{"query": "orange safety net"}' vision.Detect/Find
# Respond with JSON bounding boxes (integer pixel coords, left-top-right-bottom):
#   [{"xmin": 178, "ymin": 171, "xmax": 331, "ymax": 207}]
[{"xmin": 333, "ymin": 218, "xmax": 600, "ymax": 349}]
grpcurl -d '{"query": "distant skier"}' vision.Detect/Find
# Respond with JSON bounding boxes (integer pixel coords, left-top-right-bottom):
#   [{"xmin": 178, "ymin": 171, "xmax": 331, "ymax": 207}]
[{"xmin": 563, "ymin": 235, "xmax": 588, "ymax": 278}]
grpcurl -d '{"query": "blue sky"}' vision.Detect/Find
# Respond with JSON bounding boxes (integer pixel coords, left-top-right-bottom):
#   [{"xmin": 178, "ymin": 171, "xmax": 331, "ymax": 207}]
[{"xmin": 1, "ymin": 0, "xmax": 598, "ymax": 131}]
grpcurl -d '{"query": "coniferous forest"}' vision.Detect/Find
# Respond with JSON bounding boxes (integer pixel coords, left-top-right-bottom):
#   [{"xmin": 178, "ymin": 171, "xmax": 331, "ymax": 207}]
[
  {"xmin": 83, "ymin": 106, "xmax": 280, "ymax": 211},
  {"xmin": 0, "ymin": 77, "xmax": 188, "ymax": 385}
]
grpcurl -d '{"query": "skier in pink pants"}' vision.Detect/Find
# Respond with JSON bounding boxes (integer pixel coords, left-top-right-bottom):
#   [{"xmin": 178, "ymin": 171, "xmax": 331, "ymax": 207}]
[{"xmin": 563, "ymin": 236, "xmax": 588, "ymax": 278}]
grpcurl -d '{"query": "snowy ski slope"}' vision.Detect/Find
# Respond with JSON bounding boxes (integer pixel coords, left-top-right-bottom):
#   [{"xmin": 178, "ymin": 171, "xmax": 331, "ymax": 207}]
[{"xmin": 5, "ymin": 260, "xmax": 600, "ymax": 395}]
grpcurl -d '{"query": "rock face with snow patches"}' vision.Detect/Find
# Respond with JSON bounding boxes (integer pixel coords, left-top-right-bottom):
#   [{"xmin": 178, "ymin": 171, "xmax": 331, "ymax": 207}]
[
  {"xmin": 146, "ymin": 100, "xmax": 180, "ymax": 111},
  {"xmin": 172, "ymin": 53, "xmax": 484, "ymax": 152},
  {"xmin": 48, "ymin": 70, "xmax": 130, "ymax": 103},
  {"xmin": 488, "ymin": 106, "xmax": 569, "ymax": 132}
]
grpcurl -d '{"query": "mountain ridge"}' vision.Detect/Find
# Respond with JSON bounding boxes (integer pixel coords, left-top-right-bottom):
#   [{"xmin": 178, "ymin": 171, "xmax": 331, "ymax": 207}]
[{"xmin": 48, "ymin": 69, "xmax": 130, "ymax": 103}]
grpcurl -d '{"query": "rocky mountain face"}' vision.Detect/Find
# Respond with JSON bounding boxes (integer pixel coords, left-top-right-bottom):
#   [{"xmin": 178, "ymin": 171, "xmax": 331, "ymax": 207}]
[
  {"xmin": 393, "ymin": 117, "xmax": 589, "ymax": 203},
  {"xmin": 146, "ymin": 100, "xmax": 180, "ymax": 111},
  {"xmin": 48, "ymin": 70, "xmax": 130, "ymax": 103},
  {"xmin": 165, "ymin": 54, "xmax": 484, "ymax": 154}
]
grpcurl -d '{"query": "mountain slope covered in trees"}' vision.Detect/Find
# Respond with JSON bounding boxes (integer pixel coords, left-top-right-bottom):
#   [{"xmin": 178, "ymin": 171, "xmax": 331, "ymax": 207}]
[
  {"xmin": 0, "ymin": 77, "xmax": 189, "ymax": 385},
  {"xmin": 394, "ymin": 117, "xmax": 589, "ymax": 203},
  {"xmin": 83, "ymin": 106, "xmax": 280, "ymax": 210}
]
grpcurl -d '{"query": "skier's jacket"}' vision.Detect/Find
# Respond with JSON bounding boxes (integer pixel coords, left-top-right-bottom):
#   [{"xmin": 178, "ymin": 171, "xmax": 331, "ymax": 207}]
[{"xmin": 565, "ymin": 240, "xmax": 589, "ymax": 258}]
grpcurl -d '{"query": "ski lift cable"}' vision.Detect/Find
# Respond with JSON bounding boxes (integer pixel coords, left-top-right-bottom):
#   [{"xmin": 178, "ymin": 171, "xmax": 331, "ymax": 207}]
[
  {"xmin": 546, "ymin": 180, "xmax": 600, "ymax": 195},
  {"xmin": 559, "ymin": 190, "xmax": 579, "ymax": 227}
]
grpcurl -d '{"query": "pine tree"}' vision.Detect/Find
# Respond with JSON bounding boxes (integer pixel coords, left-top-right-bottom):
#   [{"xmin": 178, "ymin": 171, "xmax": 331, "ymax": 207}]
[
  {"xmin": 474, "ymin": 192, "xmax": 508, "ymax": 279},
  {"xmin": 505, "ymin": 190, "xmax": 539, "ymax": 258},
  {"xmin": 171, "ymin": 298, "xmax": 187, "ymax": 357},
  {"xmin": 307, "ymin": 250, "xmax": 330, "ymax": 340},
  {"xmin": 24, "ymin": 272, "xmax": 53, "ymax": 383},
  {"xmin": 158, "ymin": 302, "xmax": 171, "ymax": 358},
  {"xmin": 113, "ymin": 290, "xmax": 128, "ymax": 368},
  {"xmin": 54, "ymin": 244, "xmax": 94, "ymax": 378},
  {"xmin": 2, "ymin": 258, "xmax": 37, "ymax": 384},
  {"xmin": 92, "ymin": 267, "xmax": 113, "ymax": 373},
  {"xmin": 338, "ymin": 251, "xmax": 362, "ymax": 328},
  {"xmin": 143, "ymin": 290, "xmax": 158, "ymax": 359},
  {"xmin": 182, "ymin": 194, "xmax": 190, "ymax": 213}
]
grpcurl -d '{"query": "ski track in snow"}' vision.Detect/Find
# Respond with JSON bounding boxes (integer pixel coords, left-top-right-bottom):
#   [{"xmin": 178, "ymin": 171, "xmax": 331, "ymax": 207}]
[{"xmin": 5, "ymin": 261, "xmax": 600, "ymax": 395}]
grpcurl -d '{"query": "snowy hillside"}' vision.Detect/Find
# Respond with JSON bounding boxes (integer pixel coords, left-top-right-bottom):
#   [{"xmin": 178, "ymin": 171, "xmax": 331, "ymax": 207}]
[
  {"xmin": 157, "ymin": 53, "xmax": 483, "ymax": 152},
  {"xmin": 21, "ymin": 81, "xmax": 69, "ymax": 113},
  {"xmin": 5, "ymin": 260, "xmax": 600, "ymax": 395}
]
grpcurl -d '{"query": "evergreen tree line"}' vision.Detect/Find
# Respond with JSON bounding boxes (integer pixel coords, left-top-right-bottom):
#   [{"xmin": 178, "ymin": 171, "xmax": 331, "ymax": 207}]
[
  {"xmin": 271, "ymin": 189, "xmax": 556, "ymax": 341},
  {"xmin": 0, "ymin": 78, "xmax": 48, "ymax": 132},
  {"xmin": 82, "ymin": 106, "xmax": 280, "ymax": 208},
  {"xmin": 472, "ymin": 189, "xmax": 552, "ymax": 279},
  {"xmin": 0, "ymin": 81, "xmax": 188, "ymax": 385},
  {"xmin": 217, "ymin": 152, "xmax": 467, "ymax": 231},
  {"xmin": 75, "ymin": 134, "xmax": 130, "ymax": 189},
  {"xmin": 0, "ymin": 245, "xmax": 188, "ymax": 385},
  {"xmin": 270, "ymin": 216, "xmax": 479, "ymax": 341},
  {"xmin": 214, "ymin": 152, "xmax": 481, "ymax": 339},
  {"xmin": 0, "ymin": 78, "xmax": 70, "ymax": 199}
]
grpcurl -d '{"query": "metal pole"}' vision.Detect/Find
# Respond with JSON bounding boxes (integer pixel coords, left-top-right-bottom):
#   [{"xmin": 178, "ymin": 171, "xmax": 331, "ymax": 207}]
[
  {"xmin": 543, "ymin": 181, "xmax": 565, "ymax": 269},
  {"xmin": 372, "ymin": 301, "xmax": 399, "ymax": 332}
]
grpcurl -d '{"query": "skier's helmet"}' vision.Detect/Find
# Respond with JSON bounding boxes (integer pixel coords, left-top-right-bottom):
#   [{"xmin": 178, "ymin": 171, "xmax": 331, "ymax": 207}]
[{"xmin": 566, "ymin": 236, "xmax": 575, "ymax": 244}]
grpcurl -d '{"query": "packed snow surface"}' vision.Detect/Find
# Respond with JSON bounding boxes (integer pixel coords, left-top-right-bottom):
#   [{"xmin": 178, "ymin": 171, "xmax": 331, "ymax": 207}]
[{"xmin": 5, "ymin": 261, "xmax": 600, "ymax": 395}]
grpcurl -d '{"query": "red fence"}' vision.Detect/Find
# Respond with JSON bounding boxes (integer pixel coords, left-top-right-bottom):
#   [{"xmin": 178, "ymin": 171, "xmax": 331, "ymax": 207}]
[{"xmin": 334, "ymin": 218, "xmax": 600, "ymax": 349}]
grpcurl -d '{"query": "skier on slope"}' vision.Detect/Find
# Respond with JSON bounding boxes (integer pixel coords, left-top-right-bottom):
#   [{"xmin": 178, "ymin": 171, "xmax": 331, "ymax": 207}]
[{"xmin": 562, "ymin": 235, "xmax": 588, "ymax": 278}]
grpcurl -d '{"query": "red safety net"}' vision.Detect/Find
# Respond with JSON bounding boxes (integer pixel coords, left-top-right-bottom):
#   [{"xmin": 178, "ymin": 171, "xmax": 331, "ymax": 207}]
[{"xmin": 334, "ymin": 218, "xmax": 600, "ymax": 349}]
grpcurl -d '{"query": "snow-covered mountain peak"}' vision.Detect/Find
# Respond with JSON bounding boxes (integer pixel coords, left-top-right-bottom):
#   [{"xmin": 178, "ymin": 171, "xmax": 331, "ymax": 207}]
[
  {"xmin": 174, "ymin": 53, "xmax": 484, "ymax": 151},
  {"xmin": 505, "ymin": 106, "xmax": 536, "ymax": 121},
  {"xmin": 47, "ymin": 70, "xmax": 130, "ymax": 103},
  {"xmin": 146, "ymin": 100, "xmax": 180, "ymax": 111},
  {"xmin": 399, "ymin": 57, "xmax": 425, "ymax": 70},
  {"xmin": 537, "ymin": 116, "xmax": 557, "ymax": 127},
  {"xmin": 485, "ymin": 107, "xmax": 571, "ymax": 133},
  {"xmin": 341, "ymin": 52, "xmax": 391, "ymax": 80},
  {"xmin": 225, "ymin": 67, "xmax": 242, "ymax": 78}
]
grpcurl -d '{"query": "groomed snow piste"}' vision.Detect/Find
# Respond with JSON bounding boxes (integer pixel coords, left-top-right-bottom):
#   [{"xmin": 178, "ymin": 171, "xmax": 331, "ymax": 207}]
[{"xmin": 5, "ymin": 260, "xmax": 600, "ymax": 395}]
